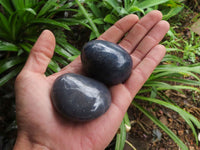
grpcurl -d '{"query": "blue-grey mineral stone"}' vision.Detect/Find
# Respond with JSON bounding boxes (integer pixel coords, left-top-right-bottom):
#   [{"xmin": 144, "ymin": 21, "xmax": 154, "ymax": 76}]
[
  {"xmin": 81, "ymin": 40, "xmax": 133, "ymax": 86},
  {"xmin": 51, "ymin": 73, "xmax": 111, "ymax": 122}
]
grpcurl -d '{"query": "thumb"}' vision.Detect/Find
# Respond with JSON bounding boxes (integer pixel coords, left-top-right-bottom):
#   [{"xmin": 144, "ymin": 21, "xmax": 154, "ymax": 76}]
[{"xmin": 23, "ymin": 30, "xmax": 56, "ymax": 74}]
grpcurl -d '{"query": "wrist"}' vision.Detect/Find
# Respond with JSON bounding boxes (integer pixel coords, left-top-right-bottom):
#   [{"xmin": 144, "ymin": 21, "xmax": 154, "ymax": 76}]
[{"xmin": 14, "ymin": 131, "xmax": 50, "ymax": 150}]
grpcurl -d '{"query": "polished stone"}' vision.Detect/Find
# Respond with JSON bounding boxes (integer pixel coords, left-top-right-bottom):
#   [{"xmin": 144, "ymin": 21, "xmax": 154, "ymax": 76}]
[
  {"xmin": 51, "ymin": 73, "xmax": 111, "ymax": 121},
  {"xmin": 81, "ymin": 40, "xmax": 133, "ymax": 86}
]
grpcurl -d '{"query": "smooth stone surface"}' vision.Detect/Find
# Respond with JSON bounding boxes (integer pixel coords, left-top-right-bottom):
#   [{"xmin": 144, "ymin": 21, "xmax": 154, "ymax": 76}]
[
  {"xmin": 81, "ymin": 40, "xmax": 133, "ymax": 86},
  {"xmin": 51, "ymin": 73, "xmax": 111, "ymax": 121}
]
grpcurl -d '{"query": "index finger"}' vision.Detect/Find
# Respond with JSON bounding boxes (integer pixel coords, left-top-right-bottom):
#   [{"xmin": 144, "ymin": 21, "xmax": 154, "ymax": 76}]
[
  {"xmin": 22, "ymin": 30, "xmax": 56, "ymax": 74},
  {"xmin": 98, "ymin": 14, "xmax": 139, "ymax": 43}
]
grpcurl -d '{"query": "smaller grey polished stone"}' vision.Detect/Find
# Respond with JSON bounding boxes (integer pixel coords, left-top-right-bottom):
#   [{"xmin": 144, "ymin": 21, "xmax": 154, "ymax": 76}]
[
  {"xmin": 51, "ymin": 73, "xmax": 111, "ymax": 122},
  {"xmin": 81, "ymin": 40, "xmax": 133, "ymax": 86}
]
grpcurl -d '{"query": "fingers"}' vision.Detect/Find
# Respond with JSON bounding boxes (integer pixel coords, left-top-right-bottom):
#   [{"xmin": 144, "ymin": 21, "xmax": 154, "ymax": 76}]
[
  {"xmin": 51, "ymin": 15, "xmax": 138, "ymax": 78},
  {"xmin": 23, "ymin": 30, "xmax": 56, "ymax": 74},
  {"xmin": 98, "ymin": 14, "xmax": 139, "ymax": 43},
  {"xmin": 131, "ymin": 20, "xmax": 170, "ymax": 68},
  {"xmin": 51, "ymin": 15, "xmax": 139, "ymax": 79},
  {"xmin": 119, "ymin": 10, "xmax": 163, "ymax": 53},
  {"xmin": 111, "ymin": 45, "xmax": 166, "ymax": 114},
  {"xmin": 91, "ymin": 44, "xmax": 166, "ymax": 145},
  {"xmin": 101, "ymin": 45, "xmax": 166, "ymax": 130},
  {"xmin": 125, "ymin": 44, "xmax": 166, "ymax": 98}
]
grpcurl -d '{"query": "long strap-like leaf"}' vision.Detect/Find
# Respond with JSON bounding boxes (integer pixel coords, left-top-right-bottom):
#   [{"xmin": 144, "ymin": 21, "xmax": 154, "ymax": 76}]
[{"xmin": 132, "ymin": 101, "xmax": 188, "ymax": 150}]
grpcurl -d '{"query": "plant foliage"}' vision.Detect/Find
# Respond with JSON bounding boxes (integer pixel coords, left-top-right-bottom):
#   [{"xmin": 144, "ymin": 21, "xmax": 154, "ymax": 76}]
[
  {"xmin": 0, "ymin": 0, "xmax": 199, "ymax": 150},
  {"xmin": 0, "ymin": 0, "xmax": 80, "ymax": 86}
]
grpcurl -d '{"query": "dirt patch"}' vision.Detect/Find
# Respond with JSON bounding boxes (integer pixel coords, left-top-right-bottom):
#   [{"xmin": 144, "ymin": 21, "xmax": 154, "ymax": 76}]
[{"xmin": 125, "ymin": 90, "xmax": 200, "ymax": 150}]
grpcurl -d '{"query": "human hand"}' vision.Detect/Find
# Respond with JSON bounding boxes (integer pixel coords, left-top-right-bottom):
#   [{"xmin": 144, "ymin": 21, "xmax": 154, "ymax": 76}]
[{"xmin": 14, "ymin": 10, "xmax": 169, "ymax": 150}]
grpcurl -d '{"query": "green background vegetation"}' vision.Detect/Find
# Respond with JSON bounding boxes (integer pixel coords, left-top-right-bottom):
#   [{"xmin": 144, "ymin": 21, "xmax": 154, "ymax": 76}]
[{"xmin": 0, "ymin": 0, "xmax": 200, "ymax": 149}]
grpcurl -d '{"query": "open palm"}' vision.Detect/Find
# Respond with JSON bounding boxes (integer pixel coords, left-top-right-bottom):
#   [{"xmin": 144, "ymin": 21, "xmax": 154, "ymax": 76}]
[{"xmin": 14, "ymin": 10, "xmax": 169, "ymax": 150}]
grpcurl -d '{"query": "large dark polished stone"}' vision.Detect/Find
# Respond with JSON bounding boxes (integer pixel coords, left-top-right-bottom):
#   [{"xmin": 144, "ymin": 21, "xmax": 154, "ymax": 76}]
[
  {"xmin": 81, "ymin": 40, "xmax": 133, "ymax": 86},
  {"xmin": 51, "ymin": 73, "xmax": 111, "ymax": 121}
]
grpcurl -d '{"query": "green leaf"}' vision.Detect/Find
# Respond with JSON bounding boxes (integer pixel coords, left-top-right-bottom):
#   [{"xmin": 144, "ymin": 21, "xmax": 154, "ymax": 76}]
[
  {"xmin": 48, "ymin": 60, "xmax": 61, "ymax": 72},
  {"xmin": 156, "ymin": 78, "xmax": 200, "ymax": 86},
  {"xmin": 151, "ymin": 64, "xmax": 200, "ymax": 81},
  {"xmin": 0, "ymin": 41, "xmax": 19, "ymax": 52},
  {"xmin": 115, "ymin": 119, "xmax": 126, "ymax": 150},
  {"xmin": 58, "ymin": 18, "xmax": 91, "ymax": 29},
  {"xmin": 11, "ymin": 0, "xmax": 25, "ymax": 10},
  {"xmin": 124, "ymin": 112, "xmax": 131, "ymax": 132},
  {"xmin": 104, "ymin": 0, "xmax": 121, "ymax": 14},
  {"xmin": 24, "ymin": 36, "xmax": 38, "ymax": 43},
  {"xmin": 138, "ymin": 85, "xmax": 200, "ymax": 94},
  {"xmin": 9, "ymin": 12, "xmax": 21, "ymax": 41},
  {"xmin": 89, "ymin": 31, "xmax": 97, "ymax": 40},
  {"xmin": 47, "ymin": 8, "xmax": 78, "ymax": 18},
  {"xmin": 0, "ymin": 13, "xmax": 10, "ymax": 34},
  {"xmin": 179, "ymin": 114, "xmax": 199, "ymax": 145},
  {"xmin": 0, "ymin": 31, "xmax": 10, "ymax": 41},
  {"xmin": 128, "ymin": 6, "xmax": 145, "ymax": 14},
  {"xmin": 132, "ymin": 101, "xmax": 188, "ymax": 150},
  {"xmin": 188, "ymin": 52, "xmax": 196, "ymax": 63},
  {"xmin": 144, "ymin": 95, "xmax": 200, "ymax": 128},
  {"xmin": 104, "ymin": 14, "xmax": 118, "ymax": 24},
  {"xmin": 24, "ymin": 0, "xmax": 38, "ymax": 8},
  {"xmin": 135, "ymin": 96, "xmax": 200, "ymax": 145},
  {"xmin": 135, "ymin": 0, "xmax": 169, "ymax": 10},
  {"xmin": 30, "ymin": 18, "xmax": 71, "ymax": 30},
  {"xmin": 86, "ymin": 1, "xmax": 102, "ymax": 18},
  {"xmin": 166, "ymin": 28, "xmax": 177, "ymax": 40},
  {"xmin": 8, "ymin": 8, "xmax": 36, "ymax": 39},
  {"xmin": 24, "ymin": 8, "xmax": 37, "ymax": 15},
  {"xmin": 93, "ymin": 18, "xmax": 104, "ymax": 25},
  {"xmin": 37, "ymin": 0, "xmax": 58, "ymax": 17},
  {"xmin": 165, "ymin": 48, "xmax": 183, "ymax": 52},
  {"xmin": 58, "ymin": 1, "xmax": 76, "ymax": 9},
  {"xmin": 0, "ymin": 65, "xmax": 23, "ymax": 86},
  {"xmin": 150, "ymin": 86, "xmax": 157, "ymax": 98},
  {"xmin": 75, "ymin": 0, "xmax": 100, "ymax": 38},
  {"xmin": 156, "ymin": 91, "xmax": 177, "ymax": 105},
  {"xmin": 68, "ymin": 55, "xmax": 79, "ymax": 62},
  {"xmin": 141, "ymin": 80, "xmax": 200, "ymax": 93},
  {"xmin": 162, "ymin": 6, "xmax": 183, "ymax": 20},
  {"xmin": 56, "ymin": 39, "xmax": 80, "ymax": 56},
  {"xmin": 124, "ymin": 0, "xmax": 131, "ymax": 10},
  {"xmin": 119, "ymin": 7, "xmax": 129, "ymax": 16},
  {"xmin": 162, "ymin": 54, "xmax": 186, "ymax": 65},
  {"xmin": 55, "ymin": 45, "xmax": 71, "ymax": 58},
  {"xmin": 0, "ymin": 0, "xmax": 13, "ymax": 14},
  {"xmin": 0, "ymin": 57, "xmax": 26, "ymax": 74},
  {"xmin": 18, "ymin": 43, "xmax": 32, "ymax": 53},
  {"xmin": 53, "ymin": 56, "xmax": 69, "ymax": 66}
]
